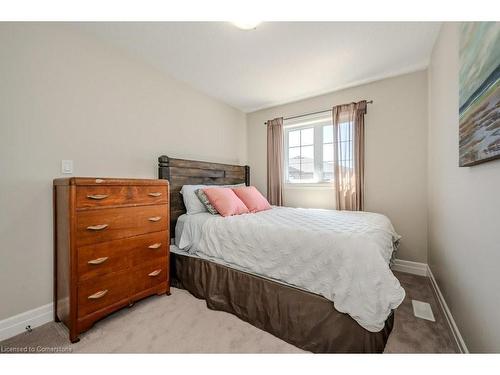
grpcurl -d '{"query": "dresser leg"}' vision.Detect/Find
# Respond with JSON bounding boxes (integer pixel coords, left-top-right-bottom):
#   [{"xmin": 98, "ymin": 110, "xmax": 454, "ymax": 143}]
[
  {"xmin": 158, "ymin": 288, "xmax": 170, "ymax": 296},
  {"xmin": 128, "ymin": 302, "xmax": 134, "ymax": 308},
  {"xmin": 69, "ymin": 332, "xmax": 80, "ymax": 344}
]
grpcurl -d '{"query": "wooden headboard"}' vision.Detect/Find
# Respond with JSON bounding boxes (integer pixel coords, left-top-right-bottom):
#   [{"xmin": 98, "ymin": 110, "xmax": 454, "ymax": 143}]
[{"xmin": 158, "ymin": 155, "xmax": 250, "ymax": 237}]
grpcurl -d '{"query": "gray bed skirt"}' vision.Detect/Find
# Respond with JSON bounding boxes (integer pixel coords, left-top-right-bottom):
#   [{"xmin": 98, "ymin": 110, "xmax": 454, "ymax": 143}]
[{"xmin": 172, "ymin": 252, "xmax": 394, "ymax": 353}]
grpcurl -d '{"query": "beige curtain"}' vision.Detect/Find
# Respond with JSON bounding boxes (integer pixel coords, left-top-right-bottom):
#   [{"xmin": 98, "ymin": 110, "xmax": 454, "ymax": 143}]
[
  {"xmin": 266, "ymin": 117, "xmax": 284, "ymax": 206},
  {"xmin": 332, "ymin": 101, "xmax": 367, "ymax": 211}
]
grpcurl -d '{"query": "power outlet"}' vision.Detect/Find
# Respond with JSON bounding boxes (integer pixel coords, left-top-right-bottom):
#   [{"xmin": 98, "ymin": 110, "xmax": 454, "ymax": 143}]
[{"xmin": 61, "ymin": 160, "xmax": 73, "ymax": 174}]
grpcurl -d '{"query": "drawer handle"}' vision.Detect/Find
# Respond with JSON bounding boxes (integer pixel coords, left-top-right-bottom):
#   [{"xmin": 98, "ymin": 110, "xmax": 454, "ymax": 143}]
[
  {"xmin": 148, "ymin": 243, "xmax": 162, "ymax": 249},
  {"xmin": 95, "ymin": 179, "xmax": 105, "ymax": 184},
  {"xmin": 148, "ymin": 269, "xmax": 162, "ymax": 277},
  {"xmin": 88, "ymin": 290, "xmax": 108, "ymax": 299},
  {"xmin": 86, "ymin": 224, "xmax": 108, "ymax": 231},
  {"xmin": 148, "ymin": 216, "xmax": 162, "ymax": 222},
  {"xmin": 148, "ymin": 192, "xmax": 162, "ymax": 197},
  {"xmin": 87, "ymin": 257, "xmax": 109, "ymax": 265},
  {"xmin": 87, "ymin": 194, "xmax": 109, "ymax": 200}
]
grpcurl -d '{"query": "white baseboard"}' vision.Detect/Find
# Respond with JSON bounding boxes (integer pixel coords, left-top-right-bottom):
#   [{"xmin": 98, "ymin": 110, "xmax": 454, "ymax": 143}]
[
  {"xmin": 0, "ymin": 303, "xmax": 54, "ymax": 342},
  {"xmin": 392, "ymin": 259, "xmax": 428, "ymax": 276},
  {"xmin": 392, "ymin": 259, "xmax": 469, "ymax": 353},
  {"xmin": 427, "ymin": 266, "xmax": 469, "ymax": 353}
]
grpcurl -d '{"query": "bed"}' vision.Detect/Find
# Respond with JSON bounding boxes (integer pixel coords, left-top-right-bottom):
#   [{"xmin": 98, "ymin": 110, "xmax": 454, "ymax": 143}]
[{"xmin": 158, "ymin": 155, "xmax": 404, "ymax": 353}]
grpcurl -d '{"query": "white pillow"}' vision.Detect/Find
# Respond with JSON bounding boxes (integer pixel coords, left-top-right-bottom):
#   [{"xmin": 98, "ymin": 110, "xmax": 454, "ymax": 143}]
[
  {"xmin": 180, "ymin": 183, "xmax": 246, "ymax": 215},
  {"xmin": 180, "ymin": 185, "xmax": 209, "ymax": 215}
]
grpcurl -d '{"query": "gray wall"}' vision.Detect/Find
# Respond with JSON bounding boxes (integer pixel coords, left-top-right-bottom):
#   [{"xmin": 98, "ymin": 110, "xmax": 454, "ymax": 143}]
[
  {"xmin": 428, "ymin": 23, "xmax": 500, "ymax": 352},
  {"xmin": 0, "ymin": 23, "xmax": 246, "ymax": 320},
  {"xmin": 247, "ymin": 71, "xmax": 429, "ymax": 263}
]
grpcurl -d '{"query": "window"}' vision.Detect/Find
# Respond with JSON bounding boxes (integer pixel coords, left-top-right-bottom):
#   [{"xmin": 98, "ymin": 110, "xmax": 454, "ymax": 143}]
[
  {"xmin": 284, "ymin": 113, "xmax": 353, "ymax": 184},
  {"xmin": 287, "ymin": 127, "xmax": 314, "ymax": 181},
  {"xmin": 322, "ymin": 125, "xmax": 334, "ymax": 181}
]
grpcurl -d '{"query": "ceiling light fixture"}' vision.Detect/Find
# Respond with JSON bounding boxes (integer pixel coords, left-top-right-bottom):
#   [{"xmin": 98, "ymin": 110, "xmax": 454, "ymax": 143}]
[{"xmin": 231, "ymin": 21, "xmax": 261, "ymax": 30}]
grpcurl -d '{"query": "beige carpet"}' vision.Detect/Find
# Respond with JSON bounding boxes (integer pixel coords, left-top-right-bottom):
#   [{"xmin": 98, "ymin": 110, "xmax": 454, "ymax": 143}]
[{"xmin": 0, "ymin": 272, "xmax": 458, "ymax": 353}]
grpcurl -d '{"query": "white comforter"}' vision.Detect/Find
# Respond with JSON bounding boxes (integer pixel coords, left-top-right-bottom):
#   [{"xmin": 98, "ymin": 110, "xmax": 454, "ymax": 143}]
[{"xmin": 178, "ymin": 206, "xmax": 405, "ymax": 332}]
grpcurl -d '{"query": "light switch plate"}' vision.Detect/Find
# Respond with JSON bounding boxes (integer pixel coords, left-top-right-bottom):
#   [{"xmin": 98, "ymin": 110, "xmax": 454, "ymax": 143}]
[
  {"xmin": 412, "ymin": 300, "xmax": 435, "ymax": 322},
  {"xmin": 61, "ymin": 160, "xmax": 73, "ymax": 174}
]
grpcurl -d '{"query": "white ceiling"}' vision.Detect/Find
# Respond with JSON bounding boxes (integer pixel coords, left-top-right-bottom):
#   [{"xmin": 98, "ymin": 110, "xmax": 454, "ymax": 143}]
[{"xmin": 76, "ymin": 22, "xmax": 441, "ymax": 113}]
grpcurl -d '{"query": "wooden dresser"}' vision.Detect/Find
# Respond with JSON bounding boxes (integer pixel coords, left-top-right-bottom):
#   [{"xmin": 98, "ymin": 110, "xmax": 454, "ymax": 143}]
[{"xmin": 53, "ymin": 177, "xmax": 170, "ymax": 343}]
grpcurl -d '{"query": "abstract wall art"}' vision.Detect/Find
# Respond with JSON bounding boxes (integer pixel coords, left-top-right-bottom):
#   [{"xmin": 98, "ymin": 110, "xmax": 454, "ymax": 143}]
[{"xmin": 459, "ymin": 22, "xmax": 500, "ymax": 167}]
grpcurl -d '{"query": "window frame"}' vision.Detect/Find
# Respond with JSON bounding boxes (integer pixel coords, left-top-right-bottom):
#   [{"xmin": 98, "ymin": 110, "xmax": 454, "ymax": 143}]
[{"xmin": 283, "ymin": 113, "xmax": 335, "ymax": 186}]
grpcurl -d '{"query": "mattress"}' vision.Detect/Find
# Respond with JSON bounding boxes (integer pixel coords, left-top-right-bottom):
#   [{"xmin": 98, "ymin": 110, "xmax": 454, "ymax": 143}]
[
  {"xmin": 174, "ymin": 207, "xmax": 405, "ymax": 332},
  {"xmin": 174, "ymin": 212, "xmax": 213, "ymax": 250}
]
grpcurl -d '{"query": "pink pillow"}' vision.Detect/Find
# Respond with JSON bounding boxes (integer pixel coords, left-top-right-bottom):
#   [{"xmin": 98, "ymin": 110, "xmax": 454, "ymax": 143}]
[
  {"xmin": 232, "ymin": 186, "xmax": 271, "ymax": 213},
  {"xmin": 202, "ymin": 187, "xmax": 249, "ymax": 217}
]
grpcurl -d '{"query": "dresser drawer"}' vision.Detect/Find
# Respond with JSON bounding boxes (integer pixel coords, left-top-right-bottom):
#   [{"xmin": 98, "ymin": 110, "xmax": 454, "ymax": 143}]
[
  {"xmin": 131, "ymin": 258, "xmax": 168, "ymax": 295},
  {"xmin": 77, "ymin": 231, "xmax": 168, "ymax": 281},
  {"xmin": 76, "ymin": 204, "xmax": 168, "ymax": 246},
  {"xmin": 130, "ymin": 231, "xmax": 168, "ymax": 268},
  {"xmin": 76, "ymin": 185, "xmax": 167, "ymax": 209},
  {"xmin": 78, "ymin": 271, "xmax": 130, "ymax": 317}
]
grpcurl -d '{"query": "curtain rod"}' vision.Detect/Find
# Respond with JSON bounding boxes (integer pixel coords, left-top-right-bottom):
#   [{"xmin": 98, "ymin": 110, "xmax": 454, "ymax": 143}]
[{"xmin": 264, "ymin": 100, "xmax": 373, "ymax": 124}]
